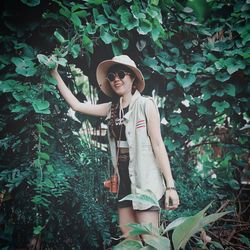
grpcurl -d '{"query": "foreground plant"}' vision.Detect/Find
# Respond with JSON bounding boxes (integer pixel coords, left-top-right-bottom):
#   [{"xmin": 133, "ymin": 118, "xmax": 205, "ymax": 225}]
[{"xmin": 113, "ymin": 190, "xmax": 230, "ymax": 250}]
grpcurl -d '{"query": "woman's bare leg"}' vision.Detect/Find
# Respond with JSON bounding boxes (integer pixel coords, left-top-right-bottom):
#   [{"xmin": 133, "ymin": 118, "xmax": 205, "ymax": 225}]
[
  {"xmin": 118, "ymin": 207, "xmax": 139, "ymax": 239},
  {"xmin": 135, "ymin": 210, "xmax": 159, "ymax": 240}
]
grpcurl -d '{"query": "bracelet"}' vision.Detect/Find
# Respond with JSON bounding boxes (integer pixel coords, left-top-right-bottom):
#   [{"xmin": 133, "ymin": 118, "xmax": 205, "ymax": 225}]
[{"xmin": 166, "ymin": 187, "xmax": 176, "ymax": 191}]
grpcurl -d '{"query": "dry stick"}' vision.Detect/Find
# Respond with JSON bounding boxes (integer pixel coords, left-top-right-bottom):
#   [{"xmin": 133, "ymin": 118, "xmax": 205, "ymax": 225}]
[
  {"xmin": 240, "ymin": 202, "xmax": 250, "ymax": 216},
  {"xmin": 207, "ymin": 229, "xmax": 249, "ymax": 250}
]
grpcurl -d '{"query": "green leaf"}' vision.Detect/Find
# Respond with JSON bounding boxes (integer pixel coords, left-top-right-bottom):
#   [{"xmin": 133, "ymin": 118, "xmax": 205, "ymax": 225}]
[
  {"xmin": 40, "ymin": 137, "xmax": 49, "ymax": 146},
  {"xmin": 56, "ymin": 57, "xmax": 67, "ymax": 67},
  {"xmin": 38, "ymin": 152, "xmax": 50, "ymax": 161},
  {"xmin": 85, "ymin": 23, "xmax": 97, "ymax": 35},
  {"xmin": 37, "ymin": 54, "xmax": 57, "ymax": 69},
  {"xmin": 200, "ymin": 211, "xmax": 231, "ymax": 229},
  {"xmin": 33, "ymin": 225, "xmax": 43, "ymax": 235},
  {"xmin": 238, "ymin": 234, "xmax": 250, "ymax": 247},
  {"xmin": 176, "ymin": 73, "xmax": 196, "ymax": 88},
  {"xmin": 150, "ymin": 0, "xmax": 159, "ymax": 6},
  {"xmin": 113, "ymin": 239, "xmax": 143, "ymax": 250},
  {"xmin": 224, "ymin": 84, "xmax": 236, "ymax": 97},
  {"xmin": 173, "ymin": 124, "xmax": 189, "ymax": 136},
  {"xmin": 215, "ymin": 71, "xmax": 231, "ymax": 82},
  {"xmin": 43, "ymin": 122, "xmax": 54, "ymax": 130},
  {"xmin": 70, "ymin": 13, "xmax": 82, "ymax": 27},
  {"xmin": 224, "ymin": 58, "xmax": 246, "ymax": 75},
  {"xmin": 36, "ymin": 124, "xmax": 48, "ymax": 135},
  {"xmin": 21, "ymin": 0, "xmax": 40, "ymax": 7},
  {"xmin": 212, "ymin": 101, "xmax": 230, "ymax": 113},
  {"xmin": 198, "ymin": 105, "xmax": 211, "ymax": 115},
  {"xmin": 82, "ymin": 34, "xmax": 94, "ymax": 54},
  {"xmin": 120, "ymin": 189, "xmax": 159, "ymax": 208},
  {"xmin": 137, "ymin": 19, "xmax": 152, "ymax": 35},
  {"xmin": 46, "ymin": 165, "xmax": 54, "ymax": 173},
  {"xmin": 118, "ymin": 6, "xmax": 139, "ymax": 30},
  {"xmin": 120, "ymin": 36, "xmax": 129, "ymax": 50},
  {"xmin": 228, "ymin": 179, "xmax": 240, "ymax": 190},
  {"xmin": 172, "ymin": 203, "xmax": 211, "ymax": 250},
  {"xmin": 163, "ymin": 217, "xmax": 188, "ymax": 233},
  {"xmin": 93, "ymin": 9, "xmax": 108, "ymax": 26},
  {"xmin": 0, "ymin": 80, "xmax": 17, "ymax": 93},
  {"xmin": 112, "ymin": 42, "xmax": 122, "ymax": 56},
  {"xmin": 127, "ymin": 223, "xmax": 153, "ymax": 237},
  {"xmin": 85, "ymin": 0, "xmax": 104, "ymax": 5},
  {"xmin": 70, "ymin": 44, "xmax": 81, "ymax": 58},
  {"xmin": 54, "ymin": 31, "xmax": 65, "ymax": 43},
  {"xmin": 11, "ymin": 57, "xmax": 37, "ymax": 77},
  {"xmin": 144, "ymin": 236, "xmax": 170, "ymax": 250},
  {"xmin": 32, "ymin": 100, "xmax": 50, "ymax": 114},
  {"xmin": 44, "ymin": 178, "xmax": 55, "ymax": 188},
  {"xmin": 100, "ymin": 27, "xmax": 115, "ymax": 44},
  {"xmin": 151, "ymin": 19, "xmax": 164, "ymax": 41},
  {"xmin": 210, "ymin": 241, "xmax": 225, "ymax": 250}
]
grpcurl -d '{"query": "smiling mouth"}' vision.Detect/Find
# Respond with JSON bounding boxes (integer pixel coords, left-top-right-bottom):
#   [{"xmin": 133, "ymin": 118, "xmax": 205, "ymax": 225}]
[{"xmin": 113, "ymin": 82, "xmax": 123, "ymax": 88}]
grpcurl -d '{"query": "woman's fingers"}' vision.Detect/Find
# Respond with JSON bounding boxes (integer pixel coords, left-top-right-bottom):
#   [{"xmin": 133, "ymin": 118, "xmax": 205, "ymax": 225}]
[{"xmin": 165, "ymin": 191, "xmax": 180, "ymax": 210}]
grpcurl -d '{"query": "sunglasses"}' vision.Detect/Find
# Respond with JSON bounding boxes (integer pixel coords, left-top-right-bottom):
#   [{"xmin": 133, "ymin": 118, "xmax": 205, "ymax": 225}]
[{"xmin": 106, "ymin": 70, "xmax": 131, "ymax": 82}]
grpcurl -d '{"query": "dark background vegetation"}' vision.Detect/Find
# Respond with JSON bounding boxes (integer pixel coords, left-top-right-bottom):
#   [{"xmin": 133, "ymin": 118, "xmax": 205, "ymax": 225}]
[{"xmin": 0, "ymin": 0, "xmax": 249, "ymax": 249}]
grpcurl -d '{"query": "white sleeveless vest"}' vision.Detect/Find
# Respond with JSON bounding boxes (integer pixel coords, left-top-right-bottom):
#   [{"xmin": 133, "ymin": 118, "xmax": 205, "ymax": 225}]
[{"xmin": 106, "ymin": 90, "xmax": 166, "ymax": 210}]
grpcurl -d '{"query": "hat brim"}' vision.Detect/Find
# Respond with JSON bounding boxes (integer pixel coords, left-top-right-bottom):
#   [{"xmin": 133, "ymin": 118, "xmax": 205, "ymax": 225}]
[{"xmin": 96, "ymin": 60, "xmax": 145, "ymax": 97}]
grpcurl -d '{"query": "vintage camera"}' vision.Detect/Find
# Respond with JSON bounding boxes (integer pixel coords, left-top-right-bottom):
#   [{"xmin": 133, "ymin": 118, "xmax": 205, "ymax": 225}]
[{"xmin": 103, "ymin": 175, "xmax": 118, "ymax": 193}]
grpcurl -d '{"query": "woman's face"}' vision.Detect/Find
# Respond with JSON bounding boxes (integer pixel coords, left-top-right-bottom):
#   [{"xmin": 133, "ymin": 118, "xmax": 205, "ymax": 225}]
[{"xmin": 107, "ymin": 65, "xmax": 135, "ymax": 97}]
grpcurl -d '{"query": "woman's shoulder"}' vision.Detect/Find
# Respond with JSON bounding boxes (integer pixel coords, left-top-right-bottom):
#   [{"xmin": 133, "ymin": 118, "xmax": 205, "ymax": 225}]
[{"xmin": 138, "ymin": 95, "xmax": 156, "ymax": 107}]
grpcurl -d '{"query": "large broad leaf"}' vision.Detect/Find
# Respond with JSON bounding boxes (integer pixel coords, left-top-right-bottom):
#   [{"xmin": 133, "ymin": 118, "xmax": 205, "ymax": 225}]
[
  {"xmin": 119, "ymin": 189, "xmax": 159, "ymax": 208},
  {"xmin": 176, "ymin": 73, "xmax": 196, "ymax": 88},
  {"xmin": 172, "ymin": 203, "xmax": 211, "ymax": 250},
  {"xmin": 144, "ymin": 236, "xmax": 170, "ymax": 250},
  {"xmin": 162, "ymin": 217, "xmax": 188, "ymax": 234},
  {"xmin": 11, "ymin": 57, "xmax": 37, "ymax": 77},
  {"xmin": 172, "ymin": 203, "xmax": 229, "ymax": 250},
  {"xmin": 199, "ymin": 211, "xmax": 231, "ymax": 230},
  {"xmin": 113, "ymin": 239, "xmax": 143, "ymax": 250},
  {"xmin": 127, "ymin": 223, "xmax": 154, "ymax": 237}
]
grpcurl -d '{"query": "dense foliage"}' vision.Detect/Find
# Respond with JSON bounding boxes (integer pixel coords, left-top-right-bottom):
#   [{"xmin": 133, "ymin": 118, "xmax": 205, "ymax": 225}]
[{"xmin": 0, "ymin": 0, "xmax": 249, "ymax": 249}]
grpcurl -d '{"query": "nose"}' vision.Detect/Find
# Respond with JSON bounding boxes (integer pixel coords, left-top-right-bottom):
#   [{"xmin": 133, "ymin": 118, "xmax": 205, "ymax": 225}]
[{"xmin": 114, "ymin": 73, "xmax": 120, "ymax": 81}]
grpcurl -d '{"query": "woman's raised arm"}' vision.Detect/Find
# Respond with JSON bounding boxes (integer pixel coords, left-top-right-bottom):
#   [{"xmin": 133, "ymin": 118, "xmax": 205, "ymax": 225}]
[{"xmin": 51, "ymin": 67, "xmax": 111, "ymax": 117}]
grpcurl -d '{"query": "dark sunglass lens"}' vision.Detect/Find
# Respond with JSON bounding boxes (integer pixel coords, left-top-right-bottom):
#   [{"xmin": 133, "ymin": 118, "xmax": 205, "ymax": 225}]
[
  {"xmin": 118, "ymin": 70, "xmax": 125, "ymax": 79},
  {"xmin": 107, "ymin": 73, "xmax": 115, "ymax": 82}
]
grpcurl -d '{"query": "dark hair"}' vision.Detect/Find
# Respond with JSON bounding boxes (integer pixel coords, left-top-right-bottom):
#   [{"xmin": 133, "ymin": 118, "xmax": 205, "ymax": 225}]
[
  {"xmin": 109, "ymin": 102, "xmax": 118, "ymax": 138},
  {"xmin": 107, "ymin": 64, "xmax": 135, "ymax": 76}
]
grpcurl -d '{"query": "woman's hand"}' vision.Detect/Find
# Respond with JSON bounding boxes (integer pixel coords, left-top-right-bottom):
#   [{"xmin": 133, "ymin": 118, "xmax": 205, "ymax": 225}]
[
  {"xmin": 165, "ymin": 189, "xmax": 180, "ymax": 210},
  {"xmin": 48, "ymin": 57, "xmax": 58, "ymax": 76}
]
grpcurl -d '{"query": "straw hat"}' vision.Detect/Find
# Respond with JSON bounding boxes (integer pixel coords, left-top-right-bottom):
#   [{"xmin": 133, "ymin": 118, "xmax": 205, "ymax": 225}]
[{"xmin": 96, "ymin": 55, "xmax": 145, "ymax": 97}]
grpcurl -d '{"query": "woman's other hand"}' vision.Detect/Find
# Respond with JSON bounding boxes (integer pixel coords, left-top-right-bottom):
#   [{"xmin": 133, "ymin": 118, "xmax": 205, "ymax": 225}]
[{"xmin": 165, "ymin": 189, "xmax": 180, "ymax": 210}]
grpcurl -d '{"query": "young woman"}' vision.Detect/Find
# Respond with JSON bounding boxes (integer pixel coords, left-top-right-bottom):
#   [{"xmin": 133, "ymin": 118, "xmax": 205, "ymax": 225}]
[{"xmin": 50, "ymin": 55, "xmax": 180, "ymax": 238}]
